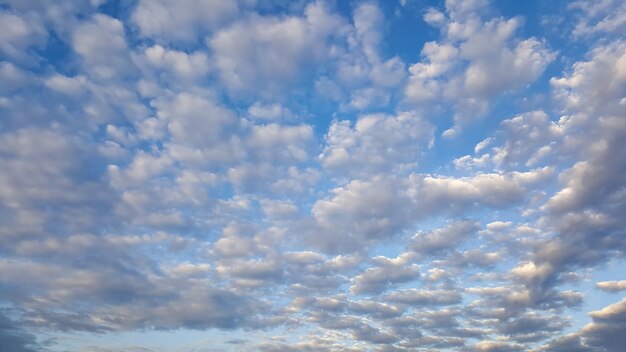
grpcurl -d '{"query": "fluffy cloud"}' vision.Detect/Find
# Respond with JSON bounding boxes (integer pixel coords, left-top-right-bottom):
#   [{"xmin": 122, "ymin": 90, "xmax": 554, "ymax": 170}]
[
  {"xmin": 320, "ymin": 111, "xmax": 434, "ymax": 176},
  {"xmin": 411, "ymin": 220, "xmax": 479, "ymax": 256},
  {"xmin": 140, "ymin": 45, "xmax": 211, "ymax": 84},
  {"xmin": 209, "ymin": 1, "xmax": 346, "ymax": 97},
  {"xmin": 132, "ymin": 0, "xmax": 240, "ymax": 43},
  {"xmin": 72, "ymin": 14, "xmax": 135, "ymax": 80},
  {"xmin": 385, "ymin": 288, "xmax": 462, "ymax": 306},
  {"xmin": 569, "ymin": 0, "xmax": 626, "ymax": 36},
  {"xmin": 0, "ymin": 10, "xmax": 46, "ymax": 62},
  {"xmin": 541, "ymin": 298, "xmax": 626, "ymax": 352},
  {"xmin": 405, "ymin": 0, "xmax": 556, "ymax": 135},
  {"xmin": 596, "ymin": 280, "xmax": 626, "ymax": 292},
  {"xmin": 515, "ymin": 40, "xmax": 626, "ymax": 304},
  {"xmin": 311, "ymin": 176, "xmax": 414, "ymax": 253},
  {"xmin": 350, "ymin": 253, "xmax": 420, "ymax": 295},
  {"xmin": 1, "ymin": 0, "xmax": 625, "ymax": 351},
  {"xmin": 0, "ymin": 128, "xmax": 114, "ymax": 242},
  {"xmin": 455, "ymin": 111, "xmax": 563, "ymax": 170}
]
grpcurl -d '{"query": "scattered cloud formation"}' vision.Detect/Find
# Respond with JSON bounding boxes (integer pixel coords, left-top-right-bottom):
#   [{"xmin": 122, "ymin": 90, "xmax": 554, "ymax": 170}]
[
  {"xmin": 0, "ymin": 0, "xmax": 625, "ymax": 351},
  {"xmin": 405, "ymin": 0, "xmax": 556, "ymax": 136}
]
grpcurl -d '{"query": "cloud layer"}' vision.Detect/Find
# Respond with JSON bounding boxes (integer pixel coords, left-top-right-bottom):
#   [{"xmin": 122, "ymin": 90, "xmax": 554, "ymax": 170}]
[{"xmin": 0, "ymin": 0, "xmax": 625, "ymax": 351}]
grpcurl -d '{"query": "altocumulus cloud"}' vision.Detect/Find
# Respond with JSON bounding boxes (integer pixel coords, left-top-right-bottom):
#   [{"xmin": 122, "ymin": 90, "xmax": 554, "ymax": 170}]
[{"xmin": 0, "ymin": 0, "xmax": 625, "ymax": 351}]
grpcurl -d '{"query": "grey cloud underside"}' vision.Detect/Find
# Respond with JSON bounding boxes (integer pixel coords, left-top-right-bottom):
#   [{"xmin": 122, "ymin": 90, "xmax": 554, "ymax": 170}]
[
  {"xmin": 0, "ymin": 313, "xmax": 39, "ymax": 352},
  {"xmin": 1, "ymin": 0, "xmax": 625, "ymax": 351}
]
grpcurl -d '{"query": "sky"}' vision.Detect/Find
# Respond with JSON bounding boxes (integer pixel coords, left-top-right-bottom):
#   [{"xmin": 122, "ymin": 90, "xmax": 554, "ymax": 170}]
[{"xmin": 0, "ymin": 0, "xmax": 625, "ymax": 351}]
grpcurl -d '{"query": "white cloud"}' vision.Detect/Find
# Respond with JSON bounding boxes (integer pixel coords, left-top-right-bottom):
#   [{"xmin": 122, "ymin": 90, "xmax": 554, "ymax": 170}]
[
  {"xmin": 412, "ymin": 168, "xmax": 553, "ymax": 213},
  {"xmin": 155, "ymin": 92, "xmax": 238, "ymax": 148},
  {"xmin": 455, "ymin": 111, "xmax": 562, "ymax": 170},
  {"xmin": 596, "ymin": 280, "xmax": 626, "ymax": 292},
  {"xmin": 72, "ymin": 14, "xmax": 135, "ymax": 80},
  {"xmin": 132, "ymin": 0, "xmax": 239, "ymax": 43},
  {"xmin": 350, "ymin": 253, "xmax": 420, "ymax": 295},
  {"xmin": 569, "ymin": 0, "xmax": 626, "ymax": 37},
  {"xmin": 311, "ymin": 176, "xmax": 414, "ymax": 252},
  {"xmin": 384, "ymin": 288, "xmax": 462, "ymax": 306},
  {"xmin": 247, "ymin": 102, "xmax": 294, "ymax": 121},
  {"xmin": 0, "ymin": 11, "xmax": 46, "ymax": 62},
  {"xmin": 411, "ymin": 220, "xmax": 479, "ymax": 256},
  {"xmin": 330, "ymin": 2, "xmax": 407, "ymax": 111},
  {"xmin": 140, "ymin": 45, "xmax": 211, "ymax": 84},
  {"xmin": 209, "ymin": 1, "xmax": 346, "ymax": 97},
  {"xmin": 2, "ymin": 1, "xmax": 626, "ymax": 350},
  {"xmin": 405, "ymin": 1, "xmax": 556, "ymax": 134},
  {"xmin": 247, "ymin": 123, "xmax": 313, "ymax": 162},
  {"xmin": 320, "ymin": 111, "xmax": 434, "ymax": 176}
]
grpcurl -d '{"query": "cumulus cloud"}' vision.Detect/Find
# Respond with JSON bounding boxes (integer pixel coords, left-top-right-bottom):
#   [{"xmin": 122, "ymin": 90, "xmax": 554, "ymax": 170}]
[
  {"xmin": 385, "ymin": 288, "xmax": 462, "ymax": 306},
  {"xmin": 311, "ymin": 176, "xmax": 414, "ymax": 253},
  {"xmin": 411, "ymin": 220, "xmax": 479, "ymax": 256},
  {"xmin": 320, "ymin": 111, "xmax": 434, "ymax": 176},
  {"xmin": 541, "ymin": 298, "xmax": 626, "ymax": 352},
  {"xmin": 0, "ymin": 128, "xmax": 115, "ymax": 243},
  {"xmin": 455, "ymin": 111, "xmax": 562, "ymax": 170},
  {"xmin": 132, "ymin": 0, "xmax": 240, "ymax": 43},
  {"xmin": 514, "ymin": 40, "xmax": 626, "ymax": 304},
  {"xmin": 582, "ymin": 298, "xmax": 626, "ymax": 350},
  {"xmin": 209, "ymin": 1, "xmax": 346, "ymax": 97},
  {"xmin": 1, "ymin": 0, "xmax": 625, "ymax": 351},
  {"xmin": 72, "ymin": 14, "xmax": 135, "ymax": 80},
  {"xmin": 140, "ymin": 44, "xmax": 211, "ymax": 84},
  {"xmin": 350, "ymin": 253, "xmax": 420, "ymax": 295},
  {"xmin": 569, "ymin": 0, "xmax": 626, "ymax": 37},
  {"xmin": 332, "ymin": 2, "xmax": 407, "ymax": 111},
  {"xmin": 596, "ymin": 280, "xmax": 626, "ymax": 292},
  {"xmin": 0, "ymin": 10, "xmax": 47, "ymax": 62},
  {"xmin": 405, "ymin": 0, "xmax": 556, "ymax": 135}
]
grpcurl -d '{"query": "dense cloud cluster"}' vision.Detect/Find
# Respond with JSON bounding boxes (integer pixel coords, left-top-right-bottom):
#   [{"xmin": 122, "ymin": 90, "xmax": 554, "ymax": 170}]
[{"xmin": 0, "ymin": 0, "xmax": 625, "ymax": 351}]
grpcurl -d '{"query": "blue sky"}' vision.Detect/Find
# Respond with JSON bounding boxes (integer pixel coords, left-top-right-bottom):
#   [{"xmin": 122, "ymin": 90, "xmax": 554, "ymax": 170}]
[{"xmin": 1, "ymin": 0, "xmax": 626, "ymax": 351}]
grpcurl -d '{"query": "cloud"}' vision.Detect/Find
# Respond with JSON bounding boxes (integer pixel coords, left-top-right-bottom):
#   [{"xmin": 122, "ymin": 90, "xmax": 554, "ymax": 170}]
[
  {"xmin": 539, "ymin": 334, "xmax": 591, "ymax": 352},
  {"xmin": 405, "ymin": 0, "xmax": 556, "ymax": 135},
  {"xmin": 309, "ymin": 167, "xmax": 548, "ymax": 254},
  {"xmin": 472, "ymin": 340, "xmax": 523, "ymax": 352},
  {"xmin": 412, "ymin": 168, "xmax": 552, "ymax": 213},
  {"xmin": 1, "ymin": 0, "xmax": 625, "ymax": 350},
  {"xmin": 0, "ymin": 128, "xmax": 115, "ymax": 244},
  {"xmin": 541, "ymin": 298, "xmax": 626, "ymax": 352},
  {"xmin": 384, "ymin": 289, "xmax": 462, "ymax": 306},
  {"xmin": 72, "ymin": 14, "xmax": 135, "ymax": 80},
  {"xmin": 320, "ymin": 111, "xmax": 434, "ymax": 176},
  {"xmin": 582, "ymin": 298, "xmax": 626, "ymax": 351},
  {"xmin": 0, "ymin": 313, "xmax": 39, "ymax": 352},
  {"xmin": 0, "ymin": 256, "xmax": 265, "ymax": 332},
  {"xmin": 132, "ymin": 0, "xmax": 240, "ymax": 43},
  {"xmin": 596, "ymin": 280, "xmax": 626, "ymax": 292},
  {"xmin": 247, "ymin": 102, "xmax": 294, "ymax": 121},
  {"xmin": 410, "ymin": 220, "xmax": 479, "ymax": 256},
  {"xmin": 328, "ymin": 2, "xmax": 407, "ymax": 112},
  {"xmin": 139, "ymin": 45, "xmax": 211, "ymax": 84},
  {"xmin": 209, "ymin": 1, "xmax": 346, "ymax": 97},
  {"xmin": 569, "ymin": 0, "xmax": 626, "ymax": 37},
  {"xmin": 0, "ymin": 10, "xmax": 46, "ymax": 62},
  {"xmin": 350, "ymin": 253, "xmax": 420, "ymax": 295},
  {"xmin": 515, "ymin": 41, "xmax": 626, "ymax": 303},
  {"xmin": 455, "ymin": 111, "xmax": 562, "ymax": 170},
  {"xmin": 310, "ymin": 176, "xmax": 414, "ymax": 253}
]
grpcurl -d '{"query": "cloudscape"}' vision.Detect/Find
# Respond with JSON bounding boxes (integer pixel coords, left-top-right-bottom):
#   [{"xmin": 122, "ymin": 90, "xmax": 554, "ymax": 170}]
[{"xmin": 1, "ymin": 0, "xmax": 625, "ymax": 351}]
